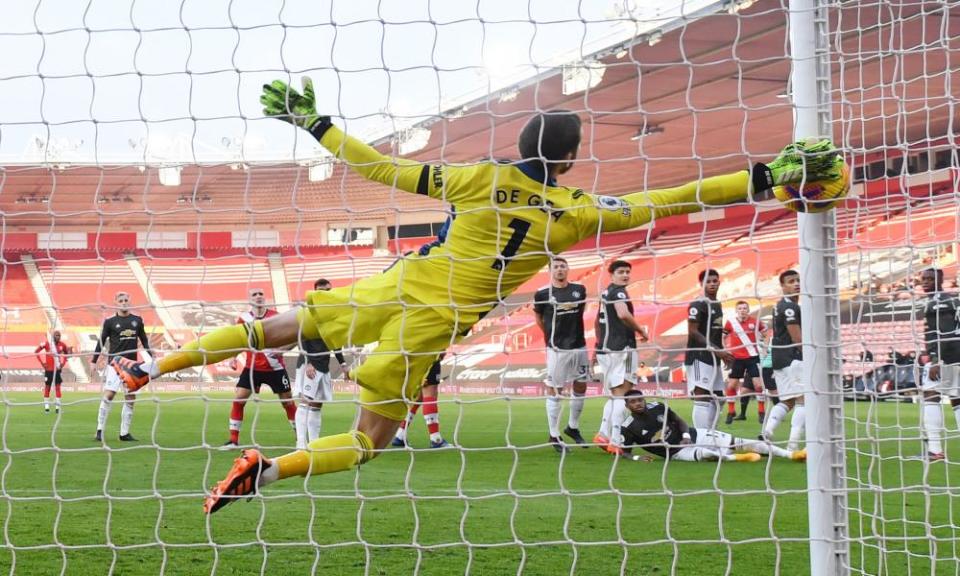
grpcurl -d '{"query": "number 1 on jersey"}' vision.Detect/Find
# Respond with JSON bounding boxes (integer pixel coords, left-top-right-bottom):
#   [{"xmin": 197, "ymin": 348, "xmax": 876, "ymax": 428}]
[{"xmin": 492, "ymin": 217, "xmax": 532, "ymax": 270}]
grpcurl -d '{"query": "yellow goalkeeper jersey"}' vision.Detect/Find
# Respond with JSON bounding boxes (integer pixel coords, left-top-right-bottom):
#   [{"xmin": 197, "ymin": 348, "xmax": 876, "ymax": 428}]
[{"xmin": 319, "ymin": 126, "xmax": 752, "ymax": 322}]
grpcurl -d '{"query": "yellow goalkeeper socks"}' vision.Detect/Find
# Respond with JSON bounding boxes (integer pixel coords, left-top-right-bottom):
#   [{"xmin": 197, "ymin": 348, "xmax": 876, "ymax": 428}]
[
  {"xmin": 275, "ymin": 431, "xmax": 375, "ymax": 479},
  {"xmin": 156, "ymin": 321, "xmax": 265, "ymax": 374}
]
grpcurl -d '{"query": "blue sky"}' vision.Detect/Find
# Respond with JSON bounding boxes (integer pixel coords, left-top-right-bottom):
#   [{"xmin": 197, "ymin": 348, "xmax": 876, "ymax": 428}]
[{"xmin": 0, "ymin": 0, "xmax": 717, "ymax": 163}]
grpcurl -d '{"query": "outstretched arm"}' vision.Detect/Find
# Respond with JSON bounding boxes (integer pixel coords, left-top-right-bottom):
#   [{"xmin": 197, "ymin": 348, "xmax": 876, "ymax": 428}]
[
  {"xmin": 261, "ymin": 78, "xmax": 477, "ymax": 204},
  {"xmin": 580, "ymin": 140, "xmax": 842, "ymax": 234},
  {"xmin": 317, "ymin": 124, "xmax": 429, "ymax": 195},
  {"xmin": 598, "ymin": 170, "xmax": 755, "ymax": 233}
]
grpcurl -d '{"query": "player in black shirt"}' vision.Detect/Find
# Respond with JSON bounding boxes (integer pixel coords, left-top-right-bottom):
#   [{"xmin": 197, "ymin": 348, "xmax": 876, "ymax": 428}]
[
  {"xmin": 619, "ymin": 390, "xmax": 804, "ymax": 462},
  {"xmin": 594, "ymin": 260, "xmax": 649, "ymax": 455},
  {"xmin": 761, "ymin": 270, "xmax": 806, "ymax": 450},
  {"xmin": 294, "ymin": 279, "xmax": 347, "ymax": 449},
  {"xmin": 683, "ymin": 269, "xmax": 733, "ymax": 431},
  {"xmin": 533, "ymin": 257, "xmax": 590, "ymax": 452},
  {"xmin": 91, "ymin": 291, "xmax": 150, "ymax": 442},
  {"xmin": 918, "ymin": 268, "xmax": 960, "ymax": 461}
]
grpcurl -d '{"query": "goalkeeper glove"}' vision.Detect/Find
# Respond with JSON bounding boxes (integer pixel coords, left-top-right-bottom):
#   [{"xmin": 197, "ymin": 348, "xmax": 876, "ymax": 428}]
[
  {"xmin": 751, "ymin": 138, "xmax": 841, "ymax": 196},
  {"xmin": 260, "ymin": 78, "xmax": 333, "ymax": 141}
]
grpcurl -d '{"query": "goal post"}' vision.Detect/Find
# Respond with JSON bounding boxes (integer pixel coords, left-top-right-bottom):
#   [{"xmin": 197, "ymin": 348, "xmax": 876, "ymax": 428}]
[{"xmin": 789, "ymin": 0, "xmax": 850, "ymax": 574}]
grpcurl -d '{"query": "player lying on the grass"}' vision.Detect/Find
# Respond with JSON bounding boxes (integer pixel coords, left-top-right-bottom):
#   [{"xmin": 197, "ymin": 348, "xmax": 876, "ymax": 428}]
[
  {"xmin": 109, "ymin": 77, "xmax": 842, "ymax": 513},
  {"xmin": 619, "ymin": 390, "xmax": 806, "ymax": 463}
]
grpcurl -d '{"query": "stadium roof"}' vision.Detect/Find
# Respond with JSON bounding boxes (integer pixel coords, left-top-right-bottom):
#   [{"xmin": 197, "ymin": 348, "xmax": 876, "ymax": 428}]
[{"xmin": 0, "ymin": 0, "xmax": 953, "ymax": 230}]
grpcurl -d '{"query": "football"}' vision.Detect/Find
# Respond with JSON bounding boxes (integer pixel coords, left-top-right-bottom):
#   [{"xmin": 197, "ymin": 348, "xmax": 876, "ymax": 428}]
[{"xmin": 773, "ymin": 158, "xmax": 851, "ymax": 213}]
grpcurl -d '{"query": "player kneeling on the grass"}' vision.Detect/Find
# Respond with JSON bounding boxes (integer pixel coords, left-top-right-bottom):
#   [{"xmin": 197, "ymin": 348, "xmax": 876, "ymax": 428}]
[
  {"xmin": 723, "ymin": 301, "xmax": 769, "ymax": 425},
  {"xmin": 36, "ymin": 330, "xmax": 71, "ymax": 414},
  {"xmin": 594, "ymin": 260, "xmax": 649, "ymax": 455},
  {"xmin": 761, "ymin": 270, "xmax": 806, "ymax": 450},
  {"xmin": 108, "ymin": 77, "xmax": 842, "ymax": 514},
  {"xmin": 918, "ymin": 267, "xmax": 960, "ymax": 462},
  {"xmin": 93, "ymin": 292, "xmax": 150, "ymax": 442},
  {"xmin": 294, "ymin": 279, "xmax": 347, "ymax": 450},
  {"xmin": 684, "ymin": 269, "xmax": 733, "ymax": 431},
  {"xmin": 392, "ymin": 358, "xmax": 450, "ymax": 449},
  {"xmin": 534, "ymin": 257, "xmax": 590, "ymax": 453},
  {"xmin": 619, "ymin": 390, "xmax": 805, "ymax": 463}
]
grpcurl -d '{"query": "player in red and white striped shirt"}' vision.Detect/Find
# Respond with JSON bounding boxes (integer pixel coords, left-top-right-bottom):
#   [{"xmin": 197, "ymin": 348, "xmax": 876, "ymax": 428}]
[
  {"xmin": 723, "ymin": 301, "xmax": 769, "ymax": 425},
  {"xmin": 223, "ymin": 288, "xmax": 296, "ymax": 447},
  {"xmin": 35, "ymin": 330, "xmax": 71, "ymax": 414}
]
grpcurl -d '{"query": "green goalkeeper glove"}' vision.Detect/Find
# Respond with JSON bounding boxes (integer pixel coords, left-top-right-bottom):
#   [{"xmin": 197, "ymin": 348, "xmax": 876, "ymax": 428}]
[
  {"xmin": 260, "ymin": 78, "xmax": 332, "ymax": 140},
  {"xmin": 750, "ymin": 138, "xmax": 841, "ymax": 198}
]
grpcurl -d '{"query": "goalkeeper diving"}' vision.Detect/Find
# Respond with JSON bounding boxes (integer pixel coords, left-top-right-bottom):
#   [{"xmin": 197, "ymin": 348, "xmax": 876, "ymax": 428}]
[{"xmin": 110, "ymin": 78, "xmax": 845, "ymax": 514}]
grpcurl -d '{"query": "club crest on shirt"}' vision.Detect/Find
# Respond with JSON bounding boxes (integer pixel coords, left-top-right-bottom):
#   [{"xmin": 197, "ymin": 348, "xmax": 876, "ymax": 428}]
[
  {"xmin": 597, "ymin": 195, "xmax": 632, "ymax": 216},
  {"xmin": 572, "ymin": 291, "xmax": 580, "ymax": 298}
]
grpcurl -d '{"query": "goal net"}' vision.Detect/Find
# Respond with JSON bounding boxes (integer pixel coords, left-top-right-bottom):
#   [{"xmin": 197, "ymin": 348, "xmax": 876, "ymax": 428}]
[{"xmin": 0, "ymin": 0, "xmax": 954, "ymax": 574}]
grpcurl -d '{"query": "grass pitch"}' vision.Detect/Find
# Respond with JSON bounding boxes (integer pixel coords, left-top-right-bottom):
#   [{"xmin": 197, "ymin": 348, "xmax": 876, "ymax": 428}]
[{"xmin": 0, "ymin": 391, "xmax": 953, "ymax": 575}]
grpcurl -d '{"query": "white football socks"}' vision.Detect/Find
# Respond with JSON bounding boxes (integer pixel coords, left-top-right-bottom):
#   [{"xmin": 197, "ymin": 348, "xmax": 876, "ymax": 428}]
[
  {"xmin": 923, "ymin": 401, "xmax": 945, "ymax": 455},
  {"xmin": 692, "ymin": 400, "xmax": 715, "ymax": 430},
  {"xmin": 97, "ymin": 398, "xmax": 112, "ymax": 431},
  {"xmin": 568, "ymin": 392, "xmax": 585, "ymax": 430},
  {"xmin": 546, "ymin": 396, "xmax": 562, "ymax": 438},
  {"xmin": 763, "ymin": 402, "xmax": 790, "ymax": 439},
  {"xmin": 598, "ymin": 399, "xmax": 614, "ymax": 439},
  {"xmin": 119, "ymin": 402, "xmax": 134, "ymax": 436},
  {"xmin": 787, "ymin": 406, "xmax": 806, "ymax": 451}
]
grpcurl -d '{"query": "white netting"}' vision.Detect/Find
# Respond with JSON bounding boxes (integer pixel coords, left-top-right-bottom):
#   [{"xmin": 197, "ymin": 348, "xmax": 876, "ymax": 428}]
[
  {"xmin": 0, "ymin": 0, "xmax": 956, "ymax": 574},
  {"xmin": 834, "ymin": 1, "xmax": 960, "ymax": 574}
]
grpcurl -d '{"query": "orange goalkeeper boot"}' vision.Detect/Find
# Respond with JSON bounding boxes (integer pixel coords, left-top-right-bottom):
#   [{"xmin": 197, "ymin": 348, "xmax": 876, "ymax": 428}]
[
  {"xmin": 204, "ymin": 449, "xmax": 271, "ymax": 514},
  {"xmin": 110, "ymin": 357, "xmax": 151, "ymax": 392}
]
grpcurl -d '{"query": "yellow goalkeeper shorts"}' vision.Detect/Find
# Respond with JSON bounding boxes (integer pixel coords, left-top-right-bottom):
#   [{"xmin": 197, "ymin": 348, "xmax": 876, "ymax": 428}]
[{"xmin": 297, "ymin": 266, "xmax": 475, "ymax": 421}]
